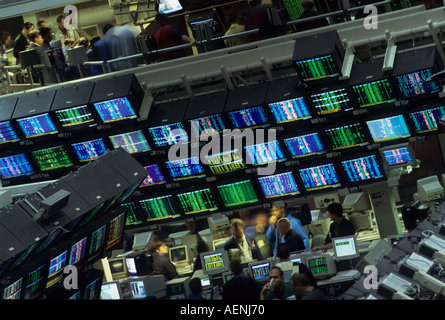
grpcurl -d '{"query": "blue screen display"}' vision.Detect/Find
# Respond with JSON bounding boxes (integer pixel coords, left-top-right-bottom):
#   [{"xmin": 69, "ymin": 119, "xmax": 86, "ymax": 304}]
[
  {"xmin": 0, "ymin": 153, "xmax": 35, "ymax": 179},
  {"xmin": 382, "ymin": 147, "xmax": 413, "ymax": 166},
  {"xmin": 228, "ymin": 106, "xmax": 268, "ymax": 128},
  {"xmin": 16, "ymin": 113, "xmax": 58, "ymax": 138},
  {"xmin": 299, "ymin": 163, "xmax": 341, "ymax": 192},
  {"xmin": 284, "ymin": 132, "xmax": 326, "ymax": 158},
  {"xmin": 245, "ymin": 140, "xmax": 286, "ymax": 165},
  {"xmin": 109, "ymin": 130, "xmax": 151, "ymax": 154},
  {"xmin": 189, "ymin": 114, "xmax": 228, "ymax": 137},
  {"xmin": 0, "ymin": 121, "xmax": 20, "ymax": 144},
  {"xmin": 148, "ymin": 122, "xmax": 188, "ymax": 147},
  {"xmin": 93, "ymin": 97, "xmax": 137, "ymax": 123},
  {"xmin": 409, "ymin": 106, "xmax": 445, "ymax": 134},
  {"xmin": 165, "ymin": 156, "xmax": 206, "ymax": 181},
  {"xmin": 48, "ymin": 251, "xmax": 67, "ymax": 276},
  {"xmin": 394, "ymin": 69, "xmax": 440, "ymax": 97},
  {"xmin": 341, "ymin": 155, "xmax": 384, "ymax": 183},
  {"xmin": 71, "ymin": 138, "xmax": 108, "ymax": 162},
  {"xmin": 366, "ymin": 115, "xmax": 411, "ymax": 143},
  {"xmin": 140, "ymin": 164, "xmax": 167, "ymax": 187},
  {"xmin": 268, "ymin": 97, "xmax": 311, "ymax": 123},
  {"xmin": 258, "ymin": 171, "xmax": 300, "ymax": 199}
]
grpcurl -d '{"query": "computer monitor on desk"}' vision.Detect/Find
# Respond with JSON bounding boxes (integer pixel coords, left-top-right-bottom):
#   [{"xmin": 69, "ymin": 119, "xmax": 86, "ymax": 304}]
[
  {"xmin": 166, "ymin": 277, "xmax": 191, "ymax": 300},
  {"xmin": 200, "ymin": 249, "xmax": 230, "ymax": 276},
  {"xmin": 332, "ymin": 235, "xmax": 360, "ymax": 261},
  {"xmin": 129, "ymin": 275, "xmax": 167, "ymax": 299},
  {"xmin": 248, "ymin": 260, "xmax": 273, "ymax": 283},
  {"xmin": 305, "ymin": 254, "xmax": 337, "ymax": 279},
  {"xmin": 101, "ymin": 281, "xmax": 123, "ymax": 300}
]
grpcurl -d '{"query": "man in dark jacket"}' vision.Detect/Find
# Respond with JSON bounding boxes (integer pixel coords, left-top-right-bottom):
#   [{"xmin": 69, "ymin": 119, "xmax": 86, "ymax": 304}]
[
  {"xmin": 150, "ymin": 238, "xmax": 178, "ymax": 280},
  {"xmin": 224, "ymin": 218, "xmax": 263, "ymax": 262},
  {"xmin": 295, "ymin": 0, "xmax": 329, "ymax": 32},
  {"xmin": 13, "ymin": 22, "xmax": 35, "ymax": 62},
  {"xmin": 277, "ymin": 218, "xmax": 306, "ymax": 253}
]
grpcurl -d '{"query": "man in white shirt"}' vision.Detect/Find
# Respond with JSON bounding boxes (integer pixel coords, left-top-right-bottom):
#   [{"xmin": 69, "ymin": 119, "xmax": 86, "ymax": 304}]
[{"xmin": 224, "ymin": 218, "xmax": 263, "ymax": 262}]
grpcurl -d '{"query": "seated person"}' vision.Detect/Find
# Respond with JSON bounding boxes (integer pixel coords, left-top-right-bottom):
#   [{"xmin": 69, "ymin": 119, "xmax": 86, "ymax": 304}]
[
  {"xmin": 312, "ymin": 203, "xmax": 355, "ymax": 253},
  {"xmin": 222, "ymin": 260, "xmax": 261, "ymax": 300},
  {"xmin": 187, "ymin": 277, "xmax": 205, "ymax": 300},
  {"xmin": 260, "ymin": 266, "xmax": 296, "ymax": 300},
  {"xmin": 291, "ymin": 273, "xmax": 327, "ymax": 300},
  {"xmin": 150, "ymin": 238, "xmax": 178, "ymax": 280},
  {"xmin": 276, "ymin": 243, "xmax": 317, "ymax": 287},
  {"xmin": 295, "ymin": 0, "xmax": 329, "ymax": 32}
]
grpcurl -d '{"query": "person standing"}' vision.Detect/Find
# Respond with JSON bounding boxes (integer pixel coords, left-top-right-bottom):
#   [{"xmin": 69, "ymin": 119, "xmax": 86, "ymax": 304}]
[
  {"xmin": 224, "ymin": 218, "xmax": 263, "ymax": 262},
  {"xmin": 13, "ymin": 22, "xmax": 35, "ymax": 62}
]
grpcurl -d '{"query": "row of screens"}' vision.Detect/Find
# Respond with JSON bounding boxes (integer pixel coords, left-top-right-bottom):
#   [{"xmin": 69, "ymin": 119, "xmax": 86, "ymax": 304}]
[
  {"xmin": 295, "ymin": 53, "xmax": 441, "ymax": 100},
  {"xmin": 121, "ymin": 151, "xmax": 397, "ymax": 225},
  {"xmin": 0, "ymin": 108, "xmax": 427, "ymax": 182},
  {"xmin": 1, "ymin": 211, "xmax": 127, "ymax": 300},
  {"xmin": 1, "ymin": 68, "xmax": 440, "ymax": 148}
]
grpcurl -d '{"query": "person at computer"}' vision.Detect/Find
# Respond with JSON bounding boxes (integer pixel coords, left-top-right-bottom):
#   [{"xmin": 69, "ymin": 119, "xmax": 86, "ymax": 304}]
[
  {"xmin": 260, "ymin": 266, "xmax": 296, "ymax": 300},
  {"xmin": 224, "ymin": 218, "xmax": 263, "ymax": 262},
  {"xmin": 291, "ymin": 273, "xmax": 327, "ymax": 300},
  {"xmin": 277, "ymin": 217, "xmax": 306, "ymax": 253},
  {"xmin": 186, "ymin": 277, "xmax": 205, "ymax": 300},
  {"xmin": 295, "ymin": 0, "xmax": 329, "ymax": 32},
  {"xmin": 276, "ymin": 243, "xmax": 317, "ymax": 287},
  {"xmin": 311, "ymin": 203, "xmax": 356, "ymax": 253},
  {"xmin": 150, "ymin": 238, "xmax": 178, "ymax": 280},
  {"xmin": 193, "ymin": 239, "xmax": 210, "ymax": 272},
  {"xmin": 267, "ymin": 204, "xmax": 310, "ymax": 254},
  {"xmin": 222, "ymin": 259, "xmax": 261, "ymax": 300}
]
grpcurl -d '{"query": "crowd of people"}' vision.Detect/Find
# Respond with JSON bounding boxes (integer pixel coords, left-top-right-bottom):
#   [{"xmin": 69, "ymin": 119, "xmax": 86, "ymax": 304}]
[{"xmin": 145, "ymin": 202, "xmax": 356, "ymax": 301}]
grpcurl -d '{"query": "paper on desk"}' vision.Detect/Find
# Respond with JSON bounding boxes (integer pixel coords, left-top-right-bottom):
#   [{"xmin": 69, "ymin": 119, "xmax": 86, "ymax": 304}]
[
  {"xmin": 406, "ymin": 252, "xmax": 434, "ymax": 272},
  {"xmin": 380, "ymin": 273, "xmax": 413, "ymax": 293}
]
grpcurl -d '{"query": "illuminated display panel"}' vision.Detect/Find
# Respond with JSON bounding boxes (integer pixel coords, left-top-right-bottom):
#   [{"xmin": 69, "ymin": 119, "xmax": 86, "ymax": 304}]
[
  {"xmin": 205, "ymin": 149, "xmax": 245, "ymax": 175},
  {"xmin": 93, "ymin": 97, "xmax": 137, "ymax": 123},
  {"xmin": 87, "ymin": 225, "xmax": 107, "ymax": 263},
  {"xmin": 323, "ymin": 123, "xmax": 369, "ymax": 151},
  {"xmin": 0, "ymin": 120, "xmax": 20, "ymax": 144},
  {"xmin": 189, "ymin": 114, "xmax": 228, "ymax": 138},
  {"xmin": 366, "ymin": 115, "xmax": 411, "ymax": 143},
  {"xmin": 0, "ymin": 153, "xmax": 34, "ymax": 179},
  {"xmin": 295, "ymin": 55, "xmax": 340, "ymax": 81},
  {"xmin": 227, "ymin": 106, "xmax": 269, "ymax": 129},
  {"xmin": 268, "ymin": 97, "xmax": 311, "ymax": 123},
  {"xmin": 16, "ymin": 113, "xmax": 58, "ymax": 138},
  {"xmin": 298, "ymin": 163, "xmax": 341, "ymax": 192},
  {"xmin": 31, "ymin": 145, "xmax": 73, "ymax": 171},
  {"xmin": 139, "ymin": 164, "xmax": 167, "ymax": 187},
  {"xmin": 46, "ymin": 250, "xmax": 68, "ymax": 290},
  {"xmin": 148, "ymin": 122, "xmax": 188, "ymax": 147},
  {"xmin": 54, "ymin": 105, "xmax": 97, "ymax": 130},
  {"xmin": 69, "ymin": 237, "xmax": 88, "ymax": 266},
  {"xmin": 217, "ymin": 180, "xmax": 259, "ymax": 208},
  {"xmin": 340, "ymin": 155, "xmax": 384, "ymax": 184},
  {"xmin": 394, "ymin": 68, "xmax": 440, "ymax": 97},
  {"xmin": 106, "ymin": 212, "xmax": 126, "ymax": 250},
  {"xmin": 139, "ymin": 195, "xmax": 181, "ymax": 222},
  {"xmin": 284, "ymin": 132, "xmax": 326, "ymax": 158},
  {"xmin": 258, "ymin": 171, "xmax": 300, "ymax": 199},
  {"xmin": 109, "ymin": 130, "xmax": 151, "ymax": 154},
  {"xmin": 2, "ymin": 278, "xmax": 22, "ymax": 299},
  {"xmin": 352, "ymin": 79, "xmax": 397, "ymax": 108},
  {"xmin": 165, "ymin": 156, "xmax": 206, "ymax": 181},
  {"xmin": 121, "ymin": 202, "xmax": 143, "ymax": 226},
  {"xmin": 177, "ymin": 188, "xmax": 219, "ymax": 215},
  {"xmin": 409, "ymin": 106, "xmax": 445, "ymax": 134},
  {"xmin": 71, "ymin": 138, "xmax": 108, "ymax": 162},
  {"xmin": 310, "ymin": 88, "xmax": 353, "ymax": 116},
  {"xmin": 245, "ymin": 140, "xmax": 286, "ymax": 166}
]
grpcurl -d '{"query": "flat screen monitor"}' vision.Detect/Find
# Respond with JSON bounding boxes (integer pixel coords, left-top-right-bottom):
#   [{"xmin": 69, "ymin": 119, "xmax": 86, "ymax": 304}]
[
  {"xmin": 0, "ymin": 153, "xmax": 34, "ymax": 179},
  {"xmin": 139, "ymin": 195, "xmax": 181, "ymax": 222},
  {"xmin": 16, "ymin": 113, "xmax": 58, "ymax": 138},
  {"xmin": 309, "ymin": 87, "xmax": 353, "ymax": 116},
  {"xmin": 24, "ymin": 263, "xmax": 47, "ymax": 299},
  {"xmin": 366, "ymin": 115, "xmax": 411, "ymax": 143},
  {"xmin": 87, "ymin": 224, "xmax": 107, "ymax": 263},
  {"xmin": 100, "ymin": 281, "xmax": 123, "ymax": 300},
  {"xmin": 31, "ymin": 145, "xmax": 74, "ymax": 172},
  {"xmin": 340, "ymin": 154, "xmax": 384, "ymax": 184},
  {"xmin": 121, "ymin": 201, "xmax": 143, "ymax": 226},
  {"xmin": 71, "ymin": 138, "xmax": 108, "ymax": 162},
  {"xmin": 295, "ymin": 54, "xmax": 340, "ymax": 82},
  {"xmin": 409, "ymin": 106, "xmax": 445, "ymax": 134},
  {"xmin": 106, "ymin": 212, "xmax": 126, "ymax": 250},
  {"xmin": 200, "ymin": 249, "xmax": 230, "ymax": 275},
  {"xmin": 249, "ymin": 261, "xmax": 271, "ymax": 282},
  {"xmin": 2, "ymin": 278, "xmax": 23, "ymax": 299},
  {"xmin": 283, "ymin": 132, "xmax": 327, "ymax": 158},
  {"xmin": 227, "ymin": 106, "xmax": 269, "ymax": 129},
  {"xmin": 148, "ymin": 122, "xmax": 189, "ymax": 147},
  {"xmin": 244, "ymin": 140, "xmax": 286, "ymax": 166},
  {"xmin": 0, "ymin": 120, "xmax": 20, "ymax": 145},
  {"xmin": 394, "ymin": 68, "xmax": 440, "ymax": 97},
  {"xmin": 129, "ymin": 279, "xmax": 147, "ymax": 299},
  {"xmin": 139, "ymin": 164, "xmax": 167, "ymax": 187},
  {"xmin": 305, "ymin": 254, "xmax": 336, "ymax": 279},
  {"xmin": 268, "ymin": 97, "xmax": 312, "ymax": 124},
  {"xmin": 177, "ymin": 188, "xmax": 219, "ymax": 215},
  {"xmin": 158, "ymin": 0, "xmax": 184, "ymax": 14},
  {"xmin": 332, "ymin": 235, "xmax": 360, "ymax": 261},
  {"xmin": 323, "ymin": 123, "xmax": 369, "ymax": 151},
  {"xmin": 379, "ymin": 143, "xmax": 417, "ymax": 169},
  {"xmin": 69, "ymin": 237, "xmax": 88, "ymax": 267},
  {"xmin": 109, "ymin": 130, "xmax": 151, "ymax": 154},
  {"xmin": 258, "ymin": 171, "xmax": 301, "ymax": 199},
  {"xmin": 54, "ymin": 105, "xmax": 97, "ymax": 130},
  {"xmin": 93, "ymin": 97, "xmax": 137, "ymax": 123},
  {"xmin": 204, "ymin": 149, "xmax": 246, "ymax": 175},
  {"xmin": 352, "ymin": 79, "xmax": 397, "ymax": 108},
  {"xmin": 216, "ymin": 179, "xmax": 259, "ymax": 208},
  {"xmin": 83, "ymin": 276, "xmax": 102, "ymax": 300},
  {"xmin": 189, "ymin": 113, "xmax": 229, "ymax": 138},
  {"xmin": 298, "ymin": 163, "xmax": 341, "ymax": 192},
  {"xmin": 46, "ymin": 250, "xmax": 68, "ymax": 290},
  {"xmin": 165, "ymin": 156, "xmax": 206, "ymax": 181}
]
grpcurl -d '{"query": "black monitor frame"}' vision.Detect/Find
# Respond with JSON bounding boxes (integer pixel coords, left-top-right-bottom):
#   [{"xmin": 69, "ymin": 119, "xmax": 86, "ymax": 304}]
[
  {"xmin": 320, "ymin": 120, "xmax": 371, "ymax": 153},
  {"xmin": 213, "ymin": 176, "xmax": 261, "ymax": 211},
  {"xmin": 364, "ymin": 112, "xmax": 412, "ymax": 147},
  {"xmin": 176, "ymin": 184, "xmax": 221, "ymax": 218},
  {"xmin": 296, "ymin": 160, "xmax": 344, "ymax": 195},
  {"xmin": 306, "ymin": 83, "xmax": 356, "ymax": 119}
]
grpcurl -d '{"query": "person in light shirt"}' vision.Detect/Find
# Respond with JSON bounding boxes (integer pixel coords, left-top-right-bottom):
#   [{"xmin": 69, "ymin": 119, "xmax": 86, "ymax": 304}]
[{"xmin": 224, "ymin": 218, "xmax": 263, "ymax": 262}]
